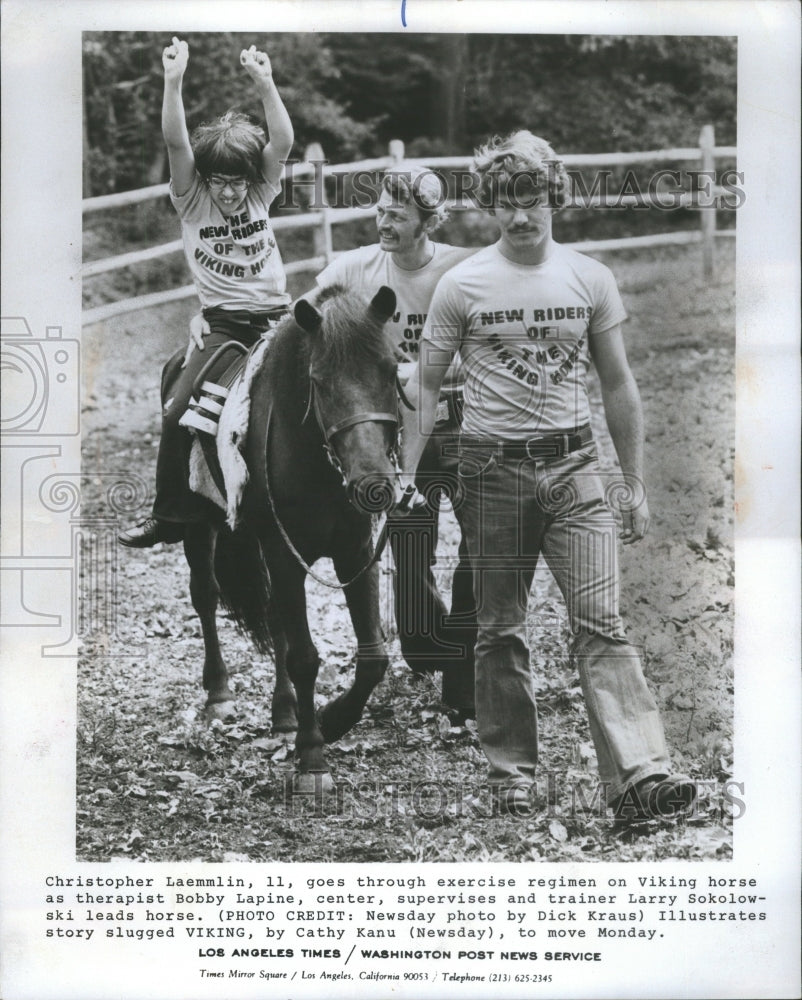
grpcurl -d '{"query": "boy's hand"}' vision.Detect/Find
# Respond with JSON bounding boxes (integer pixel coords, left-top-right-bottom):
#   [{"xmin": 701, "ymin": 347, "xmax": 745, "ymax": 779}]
[
  {"xmin": 181, "ymin": 312, "xmax": 210, "ymax": 368},
  {"xmin": 240, "ymin": 45, "xmax": 273, "ymax": 84},
  {"xmin": 163, "ymin": 37, "xmax": 189, "ymax": 80}
]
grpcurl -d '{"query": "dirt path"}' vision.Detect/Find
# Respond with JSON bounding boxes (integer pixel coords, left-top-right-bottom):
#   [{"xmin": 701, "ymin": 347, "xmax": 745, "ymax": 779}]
[{"xmin": 78, "ymin": 241, "xmax": 735, "ymax": 862}]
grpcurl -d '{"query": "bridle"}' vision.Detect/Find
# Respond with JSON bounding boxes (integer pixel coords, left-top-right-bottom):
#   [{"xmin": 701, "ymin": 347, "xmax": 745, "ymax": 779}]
[
  {"xmin": 263, "ymin": 363, "xmax": 415, "ymax": 590},
  {"xmin": 301, "ymin": 365, "xmax": 414, "ymax": 481}
]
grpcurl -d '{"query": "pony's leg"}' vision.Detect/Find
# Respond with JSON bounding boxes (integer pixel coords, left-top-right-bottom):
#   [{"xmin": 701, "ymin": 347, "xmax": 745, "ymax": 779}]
[
  {"xmin": 184, "ymin": 522, "xmax": 234, "ymax": 719},
  {"xmin": 318, "ymin": 556, "xmax": 389, "ymax": 743},
  {"xmin": 268, "ymin": 555, "xmax": 327, "ymax": 775},
  {"xmin": 266, "ymin": 598, "xmax": 297, "ymax": 733}
]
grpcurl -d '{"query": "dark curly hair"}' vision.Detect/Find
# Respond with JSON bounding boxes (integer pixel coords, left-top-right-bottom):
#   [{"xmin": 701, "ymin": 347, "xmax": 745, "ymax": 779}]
[
  {"xmin": 381, "ymin": 163, "xmax": 449, "ymax": 226},
  {"xmin": 190, "ymin": 110, "xmax": 266, "ymax": 182}
]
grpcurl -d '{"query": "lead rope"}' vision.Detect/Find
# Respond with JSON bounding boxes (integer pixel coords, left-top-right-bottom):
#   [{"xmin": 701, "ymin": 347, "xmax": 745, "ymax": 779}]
[{"xmin": 263, "ymin": 406, "xmax": 393, "ymax": 590}]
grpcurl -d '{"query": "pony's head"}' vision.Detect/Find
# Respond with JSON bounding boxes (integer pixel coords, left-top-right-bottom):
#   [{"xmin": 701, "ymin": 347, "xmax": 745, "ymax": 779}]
[{"xmin": 294, "ymin": 284, "xmax": 401, "ymax": 513}]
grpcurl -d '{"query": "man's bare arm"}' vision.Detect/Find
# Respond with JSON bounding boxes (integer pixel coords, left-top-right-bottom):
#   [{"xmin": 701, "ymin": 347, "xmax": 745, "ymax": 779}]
[
  {"xmin": 400, "ymin": 338, "xmax": 455, "ymax": 490},
  {"xmin": 590, "ymin": 325, "xmax": 649, "ymax": 544}
]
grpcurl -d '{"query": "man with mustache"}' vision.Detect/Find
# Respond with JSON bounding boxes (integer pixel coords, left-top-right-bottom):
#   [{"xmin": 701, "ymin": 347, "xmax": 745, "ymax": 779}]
[
  {"xmin": 314, "ymin": 164, "xmax": 479, "ymax": 718},
  {"xmin": 401, "ymin": 131, "xmax": 696, "ymax": 822}
]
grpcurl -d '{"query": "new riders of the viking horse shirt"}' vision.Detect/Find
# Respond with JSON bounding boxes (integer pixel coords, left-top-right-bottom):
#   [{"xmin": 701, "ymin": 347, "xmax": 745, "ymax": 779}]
[
  {"xmin": 423, "ymin": 242, "xmax": 628, "ymax": 439},
  {"xmin": 170, "ymin": 173, "xmax": 291, "ymax": 311},
  {"xmin": 317, "ymin": 242, "xmax": 476, "ymax": 359}
]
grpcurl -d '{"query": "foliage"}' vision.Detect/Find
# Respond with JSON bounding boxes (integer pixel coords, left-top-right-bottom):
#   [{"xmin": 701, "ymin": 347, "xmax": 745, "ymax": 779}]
[
  {"xmin": 83, "ymin": 31, "xmax": 377, "ymax": 195},
  {"xmin": 83, "ymin": 32, "xmax": 736, "ymax": 195}
]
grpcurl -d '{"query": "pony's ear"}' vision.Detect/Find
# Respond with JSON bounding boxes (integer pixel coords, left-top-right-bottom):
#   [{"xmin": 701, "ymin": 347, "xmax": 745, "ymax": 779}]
[
  {"xmin": 294, "ymin": 299, "xmax": 323, "ymax": 333},
  {"xmin": 369, "ymin": 286, "xmax": 397, "ymax": 321}
]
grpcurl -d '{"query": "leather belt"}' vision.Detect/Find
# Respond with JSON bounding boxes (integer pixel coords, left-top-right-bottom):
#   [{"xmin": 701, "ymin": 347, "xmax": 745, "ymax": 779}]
[
  {"xmin": 435, "ymin": 384, "xmax": 464, "ymax": 426},
  {"xmin": 461, "ymin": 424, "xmax": 593, "ymax": 461}
]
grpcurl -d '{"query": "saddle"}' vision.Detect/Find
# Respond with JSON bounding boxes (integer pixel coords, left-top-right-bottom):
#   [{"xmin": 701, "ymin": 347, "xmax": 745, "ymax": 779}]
[{"xmin": 163, "ymin": 339, "xmax": 273, "ymax": 528}]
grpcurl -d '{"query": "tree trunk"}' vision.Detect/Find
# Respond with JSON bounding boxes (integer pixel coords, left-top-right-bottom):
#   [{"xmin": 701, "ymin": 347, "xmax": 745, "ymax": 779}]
[
  {"xmin": 432, "ymin": 35, "xmax": 468, "ymax": 150},
  {"xmin": 147, "ymin": 147, "xmax": 167, "ymax": 186}
]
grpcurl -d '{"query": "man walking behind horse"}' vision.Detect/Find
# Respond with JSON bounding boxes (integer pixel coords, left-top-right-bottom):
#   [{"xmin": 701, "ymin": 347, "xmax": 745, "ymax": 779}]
[
  {"xmin": 313, "ymin": 164, "xmax": 479, "ymax": 717},
  {"xmin": 401, "ymin": 131, "xmax": 696, "ymax": 824}
]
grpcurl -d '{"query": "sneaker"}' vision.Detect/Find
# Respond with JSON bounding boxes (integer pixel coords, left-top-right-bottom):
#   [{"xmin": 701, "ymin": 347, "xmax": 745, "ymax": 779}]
[
  {"xmin": 117, "ymin": 517, "xmax": 184, "ymax": 548},
  {"xmin": 613, "ymin": 774, "xmax": 696, "ymax": 826}
]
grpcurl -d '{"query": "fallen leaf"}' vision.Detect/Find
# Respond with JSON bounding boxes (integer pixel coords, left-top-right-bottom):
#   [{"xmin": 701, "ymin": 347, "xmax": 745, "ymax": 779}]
[
  {"xmin": 337, "ymin": 736, "xmax": 363, "ymax": 753},
  {"xmin": 251, "ymin": 737, "xmax": 287, "ymax": 752}
]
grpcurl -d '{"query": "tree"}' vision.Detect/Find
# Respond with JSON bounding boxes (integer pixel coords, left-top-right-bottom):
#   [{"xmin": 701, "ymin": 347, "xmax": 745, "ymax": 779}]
[
  {"xmin": 432, "ymin": 35, "xmax": 468, "ymax": 150},
  {"xmin": 83, "ymin": 32, "xmax": 736, "ymax": 196}
]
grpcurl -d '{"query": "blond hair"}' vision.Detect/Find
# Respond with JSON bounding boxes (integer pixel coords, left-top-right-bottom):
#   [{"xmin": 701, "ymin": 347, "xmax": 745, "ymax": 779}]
[{"xmin": 473, "ymin": 131, "xmax": 570, "ymax": 210}]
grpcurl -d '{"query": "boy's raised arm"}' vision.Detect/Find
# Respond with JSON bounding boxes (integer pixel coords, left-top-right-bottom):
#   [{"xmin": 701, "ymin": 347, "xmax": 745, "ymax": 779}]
[
  {"xmin": 240, "ymin": 45, "xmax": 294, "ymax": 189},
  {"xmin": 162, "ymin": 37, "xmax": 195, "ymax": 197}
]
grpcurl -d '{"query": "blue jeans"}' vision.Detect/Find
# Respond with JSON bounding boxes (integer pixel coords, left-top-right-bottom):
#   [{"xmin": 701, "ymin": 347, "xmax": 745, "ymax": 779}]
[
  {"xmin": 389, "ymin": 421, "xmax": 477, "ymax": 693},
  {"xmin": 457, "ymin": 439, "xmax": 670, "ymax": 802}
]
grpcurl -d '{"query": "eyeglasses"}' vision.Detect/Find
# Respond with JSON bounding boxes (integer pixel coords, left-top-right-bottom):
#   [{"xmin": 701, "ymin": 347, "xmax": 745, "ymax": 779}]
[{"xmin": 207, "ymin": 175, "xmax": 249, "ymax": 191}]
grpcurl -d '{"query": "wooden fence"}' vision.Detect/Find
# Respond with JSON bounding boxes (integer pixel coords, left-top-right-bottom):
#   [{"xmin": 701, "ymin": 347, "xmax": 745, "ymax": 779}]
[{"xmin": 82, "ymin": 126, "xmax": 736, "ymax": 327}]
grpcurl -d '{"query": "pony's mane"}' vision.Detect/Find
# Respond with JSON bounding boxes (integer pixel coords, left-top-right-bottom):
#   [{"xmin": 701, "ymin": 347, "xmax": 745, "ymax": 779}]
[{"xmin": 313, "ymin": 284, "xmax": 395, "ymax": 372}]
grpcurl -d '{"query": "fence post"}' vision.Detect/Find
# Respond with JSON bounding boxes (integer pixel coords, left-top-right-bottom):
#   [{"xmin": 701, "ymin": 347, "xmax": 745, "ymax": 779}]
[
  {"xmin": 388, "ymin": 139, "xmax": 405, "ymax": 164},
  {"xmin": 304, "ymin": 142, "xmax": 332, "ymax": 266},
  {"xmin": 699, "ymin": 124, "xmax": 716, "ymax": 279}
]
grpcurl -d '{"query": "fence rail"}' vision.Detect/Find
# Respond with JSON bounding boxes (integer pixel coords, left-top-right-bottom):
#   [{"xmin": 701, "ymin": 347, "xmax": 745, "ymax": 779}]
[{"xmin": 82, "ymin": 128, "xmax": 736, "ymax": 327}]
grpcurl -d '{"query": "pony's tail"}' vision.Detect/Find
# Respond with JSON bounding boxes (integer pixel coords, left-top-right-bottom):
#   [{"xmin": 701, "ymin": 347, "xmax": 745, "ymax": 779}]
[{"xmin": 214, "ymin": 526, "xmax": 274, "ymax": 656}]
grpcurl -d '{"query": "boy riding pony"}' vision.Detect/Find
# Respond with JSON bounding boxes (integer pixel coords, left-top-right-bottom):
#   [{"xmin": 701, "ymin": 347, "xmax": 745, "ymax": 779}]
[{"xmin": 118, "ymin": 38, "xmax": 293, "ymax": 548}]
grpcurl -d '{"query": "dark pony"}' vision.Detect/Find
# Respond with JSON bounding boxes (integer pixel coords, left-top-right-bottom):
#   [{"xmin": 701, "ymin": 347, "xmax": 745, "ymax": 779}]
[{"xmin": 183, "ymin": 285, "xmax": 400, "ymax": 784}]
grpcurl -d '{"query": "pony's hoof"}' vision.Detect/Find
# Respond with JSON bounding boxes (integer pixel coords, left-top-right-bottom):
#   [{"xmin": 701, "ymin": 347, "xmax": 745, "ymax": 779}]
[{"xmin": 203, "ymin": 699, "xmax": 236, "ymax": 723}]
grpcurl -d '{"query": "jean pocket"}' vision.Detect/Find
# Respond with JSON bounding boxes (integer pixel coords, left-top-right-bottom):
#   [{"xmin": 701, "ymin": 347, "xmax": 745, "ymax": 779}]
[
  {"xmin": 458, "ymin": 449, "xmax": 496, "ymax": 478},
  {"xmin": 570, "ymin": 443, "xmax": 599, "ymax": 466}
]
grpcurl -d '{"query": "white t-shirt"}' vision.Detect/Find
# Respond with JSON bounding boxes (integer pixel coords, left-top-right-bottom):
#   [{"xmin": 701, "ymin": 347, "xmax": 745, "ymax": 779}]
[
  {"xmin": 170, "ymin": 173, "xmax": 290, "ymax": 311},
  {"xmin": 317, "ymin": 242, "xmax": 476, "ymax": 359},
  {"xmin": 424, "ymin": 241, "xmax": 628, "ymax": 438}
]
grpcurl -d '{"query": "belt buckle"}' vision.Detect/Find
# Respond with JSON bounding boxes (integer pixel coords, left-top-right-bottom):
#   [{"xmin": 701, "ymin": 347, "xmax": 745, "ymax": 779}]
[{"xmin": 523, "ymin": 433, "xmax": 571, "ymax": 460}]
